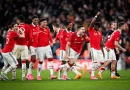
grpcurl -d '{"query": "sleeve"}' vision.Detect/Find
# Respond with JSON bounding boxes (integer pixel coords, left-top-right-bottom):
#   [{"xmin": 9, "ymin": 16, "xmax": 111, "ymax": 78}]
[
  {"xmin": 87, "ymin": 27, "xmax": 92, "ymax": 36},
  {"xmin": 13, "ymin": 32, "xmax": 20, "ymax": 38},
  {"xmin": 48, "ymin": 29, "xmax": 53, "ymax": 43},
  {"xmin": 29, "ymin": 26, "xmax": 33, "ymax": 40},
  {"xmin": 84, "ymin": 34, "xmax": 90, "ymax": 43}
]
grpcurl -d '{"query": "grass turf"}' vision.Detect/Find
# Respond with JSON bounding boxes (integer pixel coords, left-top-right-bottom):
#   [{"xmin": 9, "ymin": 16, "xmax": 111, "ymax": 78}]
[{"xmin": 0, "ymin": 69, "xmax": 130, "ymax": 90}]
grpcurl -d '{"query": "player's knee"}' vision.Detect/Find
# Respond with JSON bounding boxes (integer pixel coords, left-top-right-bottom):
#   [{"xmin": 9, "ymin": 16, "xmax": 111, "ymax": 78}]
[{"xmin": 11, "ymin": 65, "xmax": 17, "ymax": 69}]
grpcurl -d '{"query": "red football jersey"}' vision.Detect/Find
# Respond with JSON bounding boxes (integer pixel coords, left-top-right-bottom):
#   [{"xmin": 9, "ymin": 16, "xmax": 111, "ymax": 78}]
[
  {"xmin": 16, "ymin": 23, "xmax": 32, "ymax": 45},
  {"xmin": 55, "ymin": 29, "xmax": 73, "ymax": 50},
  {"xmin": 105, "ymin": 30, "xmax": 120, "ymax": 49},
  {"xmin": 68, "ymin": 32, "xmax": 90, "ymax": 53},
  {"xmin": 88, "ymin": 27, "xmax": 102, "ymax": 50},
  {"xmin": 28, "ymin": 24, "xmax": 39, "ymax": 47},
  {"xmin": 2, "ymin": 30, "xmax": 19, "ymax": 53},
  {"xmin": 37, "ymin": 27, "xmax": 53, "ymax": 47}
]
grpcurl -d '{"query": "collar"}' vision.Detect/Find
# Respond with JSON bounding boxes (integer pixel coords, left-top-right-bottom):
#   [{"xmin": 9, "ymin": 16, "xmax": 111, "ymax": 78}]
[
  {"xmin": 77, "ymin": 32, "xmax": 83, "ymax": 37},
  {"xmin": 32, "ymin": 23, "xmax": 37, "ymax": 27}
]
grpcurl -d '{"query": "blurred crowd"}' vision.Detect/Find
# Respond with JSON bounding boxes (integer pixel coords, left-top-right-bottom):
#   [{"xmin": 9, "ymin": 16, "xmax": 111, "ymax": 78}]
[{"xmin": 0, "ymin": 0, "xmax": 130, "ymax": 66}]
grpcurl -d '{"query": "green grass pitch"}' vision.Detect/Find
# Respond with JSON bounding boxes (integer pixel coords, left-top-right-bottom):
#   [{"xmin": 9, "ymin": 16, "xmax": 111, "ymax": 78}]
[{"xmin": 0, "ymin": 69, "xmax": 130, "ymax": 90}]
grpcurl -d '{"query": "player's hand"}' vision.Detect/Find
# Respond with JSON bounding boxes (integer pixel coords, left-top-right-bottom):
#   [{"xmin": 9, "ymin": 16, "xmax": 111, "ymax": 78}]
[
  {"xmin": 19, "ymin": 28, "xmax": 24, "ymax": 34},
  {"xmin": 96, "ymin": 12, "xmax": 100, "ymax": 16},
  {"xmin": 53, "ymin": 39, "xmax": 56, "ymax": 44},
  {"xmin": 116, "ymin": 49, "xmax": 120, "ymax": 54},
  {"xmin": 122, "ymin": 48, "xmax": 127, "ymax": 52},
  {"xmin": 106, "ymin": 48, "xmax": 110, "ymax": 52},
  {"xmin": 50, "ymin": 43, "xmax": 53, "ymax": 46}
]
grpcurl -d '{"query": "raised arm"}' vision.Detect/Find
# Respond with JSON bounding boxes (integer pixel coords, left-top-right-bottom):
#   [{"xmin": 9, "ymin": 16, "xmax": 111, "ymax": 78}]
[{"xmin": 88, "ymin": 12, "xmax": 100, "ymax": 28}]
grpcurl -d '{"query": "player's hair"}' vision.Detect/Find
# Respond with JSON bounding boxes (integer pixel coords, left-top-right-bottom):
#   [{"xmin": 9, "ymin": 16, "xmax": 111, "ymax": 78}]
[
  {"xmin": 17, "ymin": 15, "xmax": 25, "ymax": 22},
  {"xmin": 32, "ymin": 15, "xmax": 38, "ymax": 20},
  {"xmin": 118, "ymin": 22, "xmax": 125, "ymax": 28},
  {"xmin": 52, "ymin": 22, "xmax": 60, "ymax": 28},
  {"xmin": 40, "ymin": 18, "xmax": 47, "ymax": 22},
  {"xmin": 110, "ymin": 21, "xmax": 117, "ymax": 25},
  {"xmin": 77, "ymin": 25, "xmax": 84, "ymax": 30},
  {"xmin": 93, "ymin": 22, "xmax": 101, "ymax": 28},
  {"xmin": 64, "ymin": 22, "xmax": 72, "ymax": 27},
  {"xmin": 8, "ymin": 22, "xmax": 18, "ymax": 29}
]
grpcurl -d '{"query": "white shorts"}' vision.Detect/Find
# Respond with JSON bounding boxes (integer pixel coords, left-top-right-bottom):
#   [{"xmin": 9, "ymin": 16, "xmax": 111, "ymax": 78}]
[
  {"xmin": 91, "ymin": 48, "xmax": 104, "ymax": 63},
  {"xmin": 37, "ymin": 45, "xmax": 53, "ymax": 62},
  {"xmin": 2, "ymin": 52, "xmax": 18, "ymax": 67},
  {"xmin": 104, "ymin": 48, "xmax": 116, "ymax": 61},
  {"xmin": 68, "ymin": 48, "xmax": 80, "ymax": 62},
  {"xmin": 60, "ymin": 50, "xmax": 66, "ymax": 61},
  {"xmin": 29, "ymin": 46, "xmax": 36, "ymax": 56},
  {"xmin": 13, "ymin": 45, "xmax": 28, "ymax": 60}
]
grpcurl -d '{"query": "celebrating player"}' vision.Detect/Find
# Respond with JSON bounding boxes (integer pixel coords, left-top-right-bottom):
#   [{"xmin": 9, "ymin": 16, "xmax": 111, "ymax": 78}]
[
  {"xmin": 0, "ymin": 23, "xmax": 25, "ymax": 81},
  {"xmin": 26, "ymin": 15, "xmax": 39, "ymax": 80},
  {"xmin": 97, "ymin": 22, "xmax": 127, "ymax": 79},
  {"xmin": 63, "ymin": 25, "xmax": 89, "ymax": 80},
  {"xmin": 53, "ymin": 22, "xmax": 73, "ymax": 80},
  {"xmin": 107, "ymin": 21, "xmax": 121, "ymax": 76},
  {"xmin": 13, "ymin": 15, "xmax": 32, "ymax": 80},
  {"xmin": 87, "ymin": 12, "xmax": 105, "ymax": 80},
  {"xmin": 36, "ymin": 18, "xmax": 57, "ymax": 80}
]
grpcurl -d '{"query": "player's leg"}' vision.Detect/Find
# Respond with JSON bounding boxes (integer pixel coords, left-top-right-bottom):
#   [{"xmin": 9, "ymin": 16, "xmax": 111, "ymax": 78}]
[
  {"xmin": 12, "ymin": 45, "xmax": 21, "ymax": 80},
  {"xmin": 26, "ymin": 46, "xmax": 36, "ymax": 80},
  {"xmin": 90, "ymin": 48, "xmax": 99, "ymax": 79},
  {"xmin": 96, "ymin": 50, "xmax": 105, "ymax": 79},
  {"xmin": 21, "ymin": 46, "xmax": 28, "ymax": 80},
  {"xmin": 36, "ymin": 47, "xmax": 44, "ymax": 80},
  {"xmin": 110, "ymin": 50, "xmax": 120, "ymax": 79},
  {"xmin": 1, "ymin": 53, "xmax": 17, "ymax": 81},
  {"xmin": 56, "ymin": 50, "xmax": 66, "ymax": 79},
  {"xmin": 0, "ymin": 56, "xmax": 8, "ymax": 80},
  {"xmin": 45, "ymin": 46, "xmax": 57, "ymax": 79},
  {"xmin": 9, "ymin": 52, "xmax": 18, "ymax": 81},
  {"xmin": 64, "ymin": 48, "xmax": 82, "ymax": 80},
  {"xmin": 73, "ymin": 53, "xmax": 87, "ymax": 76},
  {"xmin": 98, "ymin": 49, "xmax": 112, "ymax": 78},
  {"xmin": 115, "ymin": 54, "xmax": 120, "ymax": 76}
]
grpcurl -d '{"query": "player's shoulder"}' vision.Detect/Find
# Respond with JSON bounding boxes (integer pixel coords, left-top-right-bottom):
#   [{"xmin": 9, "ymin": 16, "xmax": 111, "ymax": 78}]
[
  {"xmin": 59, "ymin": 29, "xmax": 65, "ymax": 33},
  {"xmin": 114, "ymin": 30, "xmax": 120, "ymax": 34},
  {"xmin": 71, "ymin": 32, "xmax": 76, "ymax": 36},
  {"xmin": 88, "ymin": 27, "xmax": 94, "ymax": 32},
  {"xmin": 88, "ymin": 27, "xmax": 93, "ymax": 30}
]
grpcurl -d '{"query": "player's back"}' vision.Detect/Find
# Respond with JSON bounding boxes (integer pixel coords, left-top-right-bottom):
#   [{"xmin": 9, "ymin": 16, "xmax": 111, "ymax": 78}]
[
  {"xmin": 16, "ymin": 23, "xmax": 32, "ymax": 45},
  {"xmin": 2, "ymin": 30, "xmax": 19, "ymax": 53},
  {"xmin": 105, "ymin": 30, "xmax": 120, "ymax": 49}
]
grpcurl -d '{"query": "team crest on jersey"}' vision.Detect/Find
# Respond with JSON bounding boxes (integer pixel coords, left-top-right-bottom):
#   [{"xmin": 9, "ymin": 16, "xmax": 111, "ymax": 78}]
[{"xmin": 82, "ymin": 38, "xmax": 84, "ymax": 40}]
